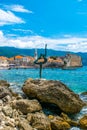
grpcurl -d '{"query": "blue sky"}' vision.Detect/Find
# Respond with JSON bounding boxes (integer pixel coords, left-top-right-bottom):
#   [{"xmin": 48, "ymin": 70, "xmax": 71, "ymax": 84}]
[{"xmin": 0, "ymin": 0, "xmax": 87, "ymax": 52}]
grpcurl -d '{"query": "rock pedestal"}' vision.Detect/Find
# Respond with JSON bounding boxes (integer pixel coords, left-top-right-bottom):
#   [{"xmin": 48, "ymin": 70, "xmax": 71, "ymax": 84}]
[{"xmin": 22, "ymin": 79, "xmax": 85, "ymax": 114}]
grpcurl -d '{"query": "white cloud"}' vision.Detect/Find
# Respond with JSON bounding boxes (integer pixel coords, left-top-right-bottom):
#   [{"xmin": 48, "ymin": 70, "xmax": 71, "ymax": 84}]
[
  {"xmin": 5, "ymin": 5, "xmax": 33, "ymax": 13},
  {"xmin": 12, "ymin": 28, "xmax": 34, "ymax": 34},
  {"xmin": 0, "ymin": 30, "xmax": 87, "ymax": 52},
  {"xmin": 63, "ymin": 34, "xmax": 72, "ymax": 38},
  {"xmin": 0, "ymin": 9, "xmax": 24, "ymax": 26}
]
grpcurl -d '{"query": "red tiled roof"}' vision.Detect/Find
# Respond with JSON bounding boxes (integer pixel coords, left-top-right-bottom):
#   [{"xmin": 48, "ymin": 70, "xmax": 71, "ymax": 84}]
[
  {"xmin": 0, "ymin": 56, "xmax": 8, "ymax": 60},
  {"xmin": 15, "ymin": 55, "xmax": 23, "ymax": 59}
]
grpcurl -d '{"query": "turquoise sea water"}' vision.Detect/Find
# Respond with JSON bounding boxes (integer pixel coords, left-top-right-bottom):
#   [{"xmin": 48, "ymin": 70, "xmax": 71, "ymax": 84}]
[
  {"xmin": 0, "ymin": 66, "xmax": 87, "ymax": 130},
  {"xmin": 0, "ymin": 66, "xmax": 87, "ymax": 94}
]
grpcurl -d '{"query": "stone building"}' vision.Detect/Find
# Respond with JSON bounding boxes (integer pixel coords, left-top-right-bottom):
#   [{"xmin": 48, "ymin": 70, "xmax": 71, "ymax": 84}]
[
  {"xmin": 9, "ymin": 55, "xmax": 34, "ymax": 68},
  {"xmin": 0, "ymin": 56, "xmax": 9, "ymax": 69}
]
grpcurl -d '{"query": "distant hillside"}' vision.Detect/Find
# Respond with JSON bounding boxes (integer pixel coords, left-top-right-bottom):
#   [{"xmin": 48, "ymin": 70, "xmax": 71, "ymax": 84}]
[
  {"xmin": 0, "ymin": 46, "xmax": 69, "ymax": 57},
  {"xmin": 0, "ymin": 46, "xmax": 87, "ymax": 65}
]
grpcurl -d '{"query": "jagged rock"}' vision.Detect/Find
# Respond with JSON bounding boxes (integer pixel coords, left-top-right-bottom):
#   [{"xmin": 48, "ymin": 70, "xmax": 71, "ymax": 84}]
[
  {"xmin": 0, "ymin": 111, "xmax": 16, "ymax": 129},
  {"xmin": 0, "ymin": 80, "xmax": 12, "ymax": 100},
  {"xmin": 18, "ymin": 118, "xmax": 34, "ymax": 130},
  {"xmin": 12, "ymin": 109, "xmax": 21, "ymax": 120},
  {"xmin": 29, "ymin": 112, "xmax": 51, "ymax": 130},
  {"xmin": 60, "ymin": 113, "xmax": 79, "ymax": 127},
  {"xmin": 3, "ymin": 95, "xmax": 12, "ymax": 102},
  {"xmin": 0, "ymin": 100, "xmax": 3, "ymax": 106},
  {"xmin": 0, "ymin": 126, "xmax": 17, "ymax": 130},
  {"xmin": 49, "ymin": 115, "xmax": 70, "ymax": 130},
  {"xmin": 0, "ymin": 87, "xmax": 12, "ymax": 99},
  {"xmin": 5, "ymin": 117, "xmax": 15, "ymax": 127},
  {"xmin": 27, "ymin": 113, "xmax": 33, "ymax": 123},
  {"xmin": 0, "ymin": 80, "xmax": 10, "ymax": 87},
  {"xmin": 12, "ymin": 99, "xmax": 42, "ymax": 114},
  {"xmin": 22, "ymin": 79, "xmax": 85, "ymax": 114},
  {"xmin": 2, "ymin": 105, "xmax": 13, "ymax": 117},
  {"xmin": 16, "ymin": 94, "xmax": 23, "ymax": 100},
  {"xmin": 79, "ymin": 115, "xmax": 87, "ymax": 129}
]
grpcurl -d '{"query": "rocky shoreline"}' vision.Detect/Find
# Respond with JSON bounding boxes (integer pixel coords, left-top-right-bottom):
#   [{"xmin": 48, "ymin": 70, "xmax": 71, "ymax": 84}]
[{"xmin": 0, "ymin": 79, "xmax": 87, "ymax": 130}]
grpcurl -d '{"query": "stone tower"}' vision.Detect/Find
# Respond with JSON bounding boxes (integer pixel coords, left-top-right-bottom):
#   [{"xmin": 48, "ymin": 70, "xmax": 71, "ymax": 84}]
[{"xmin": 34, "ymin": 48, "xmax": 38, "ymax": 60}]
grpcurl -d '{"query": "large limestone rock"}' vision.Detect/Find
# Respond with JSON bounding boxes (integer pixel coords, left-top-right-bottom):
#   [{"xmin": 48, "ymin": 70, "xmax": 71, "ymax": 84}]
[
  {"xmin": 27, "ymin": 112, "xmax": 51, "ymax": 130},
  {"xmin": 22, "ymin": 79, "xmax": 85, "ymax": 114},
  {"xmin": 12, "ymin": 99, "xmax": 42, "ymax": 114}
]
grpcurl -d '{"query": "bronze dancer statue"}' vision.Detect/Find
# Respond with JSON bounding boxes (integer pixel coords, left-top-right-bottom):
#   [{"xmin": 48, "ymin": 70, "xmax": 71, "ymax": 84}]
[{"xmin": 34, "ymin": 44, "xmax": 47, "ymax": 78}]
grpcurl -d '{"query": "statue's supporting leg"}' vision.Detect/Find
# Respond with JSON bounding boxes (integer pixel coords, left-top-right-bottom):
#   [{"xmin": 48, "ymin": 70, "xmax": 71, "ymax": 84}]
[{"xmin": 40, "ymin": 64, "xmax": 42, "ymax": 78}]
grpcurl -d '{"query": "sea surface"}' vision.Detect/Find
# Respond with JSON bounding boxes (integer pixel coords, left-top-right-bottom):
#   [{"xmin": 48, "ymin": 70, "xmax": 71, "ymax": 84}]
[{"xmin": 0, "ymin": 66, "xmax": 87, "ymax": 130}]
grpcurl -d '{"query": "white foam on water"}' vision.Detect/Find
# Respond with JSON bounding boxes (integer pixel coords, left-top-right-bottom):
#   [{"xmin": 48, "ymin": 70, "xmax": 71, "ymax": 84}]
[
  {"xmin": 70, "ymin": 127, "xmax": 80, "ymax": 130},
  {"xmin": 9, "ymin": 82, "xmax": 23, "ymax": 94}
]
